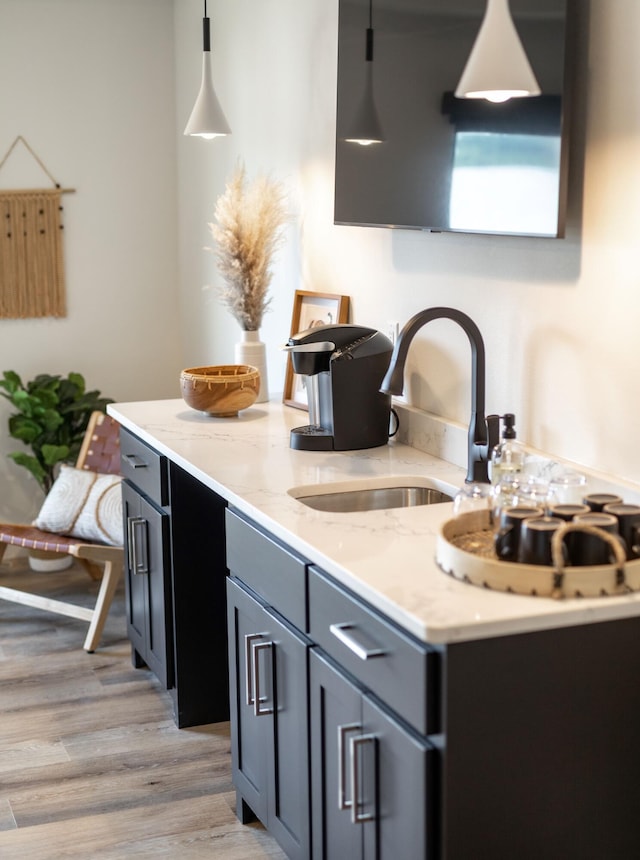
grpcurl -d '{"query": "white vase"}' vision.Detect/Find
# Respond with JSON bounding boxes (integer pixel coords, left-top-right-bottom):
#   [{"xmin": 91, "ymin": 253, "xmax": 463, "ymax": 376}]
[{"xmin": 235, "ymin": 330, "xmax": 269, "ymax": 403}]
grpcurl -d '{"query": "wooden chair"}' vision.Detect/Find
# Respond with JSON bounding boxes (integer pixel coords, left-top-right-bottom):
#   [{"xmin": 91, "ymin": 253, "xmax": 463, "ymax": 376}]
[{"xmin": 0, "ymin": 411, "xmax": 123, "ymax": 652}]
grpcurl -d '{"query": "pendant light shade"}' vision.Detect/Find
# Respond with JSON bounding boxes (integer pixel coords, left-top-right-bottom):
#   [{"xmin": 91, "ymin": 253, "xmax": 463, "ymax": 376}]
[
  {"xmin": 344, "ymin": 58, "xmax": 385, "ymax": 146},
  {"xmin": 455, "ymin": 0, "xmax": 540, "ymax": 103},
  {"xmin": 343, "ymin": 1, "xmax": 385, "ymax": 145},
  {"xmin": 184, "ymin": 2, "xmax": 230, "ymax": 139}
]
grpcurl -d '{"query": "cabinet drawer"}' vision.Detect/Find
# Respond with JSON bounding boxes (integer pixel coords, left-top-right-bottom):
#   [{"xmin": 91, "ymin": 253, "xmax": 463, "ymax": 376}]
[
  {"xmin": 225, "ymin": 509, "xmax": 308, "ymax": 632},
  {"xmin": 309, "ymin": 566, "xmax": 439, "ymax": 735},
  {"xmin": 119, "ymin": 428, "xmax": 168, "ymax": 505}
]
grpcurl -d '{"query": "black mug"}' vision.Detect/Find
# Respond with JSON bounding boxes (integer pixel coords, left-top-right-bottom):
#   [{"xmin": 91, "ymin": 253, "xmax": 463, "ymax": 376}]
[
  {"xmin": 494, "ymin": 506, "xmax": 544, "ymax": 562},
  {"xmin": 549, "ymin": 503, "xmax": 591, "ymax": 522},
  {"xmin": 548, "ymin": 504, "xmax": 591, "ymax": 558},
  {"xmin": 570, "ymin": 512, "xmax": 625, "ymax": 565},
  {"xmin": 602, "ymin": 503, "xmax": 640, "ymax": 560},
  {"xmin": 517, "ymin": 516, "xmax": 565, "ymax": 566},
  {"xmin": 583, "ymin": 493, "xmax": 623, "ymax": 513}
]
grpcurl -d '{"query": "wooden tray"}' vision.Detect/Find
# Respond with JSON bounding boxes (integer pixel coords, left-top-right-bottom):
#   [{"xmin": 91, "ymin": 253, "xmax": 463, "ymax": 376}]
[{"xmin": 436, "ymin": 510, "xmax": 640, "ymax": 599}]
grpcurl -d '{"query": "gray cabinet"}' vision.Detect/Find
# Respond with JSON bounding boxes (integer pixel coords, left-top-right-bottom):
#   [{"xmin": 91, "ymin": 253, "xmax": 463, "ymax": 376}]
[
  {"xmin": 310, "ymin": 650, "xmax": 436, "ymax": 860},
  {"xmin": 121, "ymin": 442, "xmax": 173, "ymax": 689},
  {"xmin": 226, "ymin": 505, "xmax": 640, "ymax": 859},
  {"xmin": 225, "ymin": 512, "xmax": 311, "ymax": 860},
  {"xmin": 308, "ymin": 563, "xmax": 439, "ymax": 858},
  {"xmin": 309, "ymin": 595, "xmax": 437, "ymax": 860},
  {"xmin": 121, "ymin": 428, "xmax": 640, "ymax": 859},
  {"xmin": 225, "ymin": 508, "xmax": 439, "ymax": 860},
  {"xmin": 440, "ymin": 616, "xmax": 640, "ymax": 859},
  {"xmin": 308, "ymin": 564, "xmax": 440, "ymax": 736},
  {"xmin": 309, "ymin": 649, "xmax": 362, "ymax": 859},
  {"xmin": 121, "ymin": 428, "xmax": 230, "ymax": 728}
]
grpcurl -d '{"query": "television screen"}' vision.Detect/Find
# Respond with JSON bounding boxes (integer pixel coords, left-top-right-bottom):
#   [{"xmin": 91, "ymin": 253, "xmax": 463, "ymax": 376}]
[{"xmin": 334, "ymin": 0, "xmax": 573, "ymax": 237}]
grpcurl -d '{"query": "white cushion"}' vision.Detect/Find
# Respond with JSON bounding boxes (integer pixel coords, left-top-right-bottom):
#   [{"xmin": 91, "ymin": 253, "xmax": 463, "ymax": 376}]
[{"xmin": 33, "ymin": 465, "xmax": 123, "ymax": 547}]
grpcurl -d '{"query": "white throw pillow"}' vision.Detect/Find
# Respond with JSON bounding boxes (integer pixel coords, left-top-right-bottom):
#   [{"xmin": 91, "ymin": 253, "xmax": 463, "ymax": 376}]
[{"xmin": 34, "ymin": 465, "xmax": 123, "ymax": 547}]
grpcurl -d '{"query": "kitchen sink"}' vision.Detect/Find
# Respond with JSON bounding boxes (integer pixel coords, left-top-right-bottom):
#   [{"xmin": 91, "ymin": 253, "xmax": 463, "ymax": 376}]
[{"xmin": 288, "ymin": 476, "xmax": 456, "ymax": 513}]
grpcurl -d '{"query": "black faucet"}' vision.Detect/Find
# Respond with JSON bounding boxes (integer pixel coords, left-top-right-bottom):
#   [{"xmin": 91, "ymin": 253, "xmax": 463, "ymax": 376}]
[{"xmin": 380, "ymin": 307, "xmax": 499, "ymax": 484}]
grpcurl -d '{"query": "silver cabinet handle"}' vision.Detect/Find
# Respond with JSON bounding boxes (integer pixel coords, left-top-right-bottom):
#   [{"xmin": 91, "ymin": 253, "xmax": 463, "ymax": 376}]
[
  {"xmin": 244, "ymin": 633, "xmax": 263, "ymax": 706},
  {"xmin": 123, "ymin": 453, "xmax": 147, "ymax": 469},
  {"xmin": 243, "ymin": 633, "xmax": 273, "ymax": 716},
  {"xmin": 126, "ymin": 517, "xmax": 135, "ymax": 571},
  {"xmin": 252, "ymin": 640, "xmax": 274, "ymax": 716},
  {"xmin": 337, "ymin": 723, "xmax": 361, "ymax": 812},
  {"xmin": 350, "ymin": 734, "xmax": 376, "ymax": 824},
  {"xmin": 127, "ymin": 516, "xmax": 148, "ymax": 574},
  {"xmin": 330, "ymin": 623, "xmax": 386, "ymax": 660}
]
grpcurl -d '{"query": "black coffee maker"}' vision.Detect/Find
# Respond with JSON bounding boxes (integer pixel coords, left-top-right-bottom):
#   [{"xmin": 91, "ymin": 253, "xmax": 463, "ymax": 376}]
[{"xmin": 284, "ymin": 324, "xmax": 393, "ymax": 451}]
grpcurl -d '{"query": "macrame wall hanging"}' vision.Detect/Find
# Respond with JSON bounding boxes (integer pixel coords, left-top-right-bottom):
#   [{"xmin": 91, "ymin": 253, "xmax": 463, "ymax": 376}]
[{"xmin": 0, "ymin": 136, "xmax": 75, "ymax": 319}]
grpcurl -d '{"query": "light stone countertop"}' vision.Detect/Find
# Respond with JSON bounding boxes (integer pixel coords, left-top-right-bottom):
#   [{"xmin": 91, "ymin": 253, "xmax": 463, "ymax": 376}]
[{"xmin": 108, "ymin": 398, "xmax": 640, "ymax": 645}]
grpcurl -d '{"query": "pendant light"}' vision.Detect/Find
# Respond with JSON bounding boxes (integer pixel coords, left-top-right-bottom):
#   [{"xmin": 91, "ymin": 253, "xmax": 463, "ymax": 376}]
[
  {"xmin": 455, "ymin": 0, "xmax": 540, "ymax": 103},
  {"xmin": 184, "ymin": 0, "xmax": 231, "ymax": 139},
  {"xmin": 343, "ymin": 0, "xmax": 385, "ymax": 145}
]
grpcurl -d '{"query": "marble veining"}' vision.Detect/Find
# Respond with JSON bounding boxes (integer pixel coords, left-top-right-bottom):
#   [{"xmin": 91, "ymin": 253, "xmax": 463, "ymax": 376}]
[{"xmin": 109, "ymin": 399, "xmax": 640, "ymax": 645}]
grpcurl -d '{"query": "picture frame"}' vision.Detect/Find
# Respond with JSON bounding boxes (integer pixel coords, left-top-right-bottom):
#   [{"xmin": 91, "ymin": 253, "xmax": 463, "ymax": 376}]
[{"xmin": 283, "ymin": 290, "xmax": 350, "ymax": 410}]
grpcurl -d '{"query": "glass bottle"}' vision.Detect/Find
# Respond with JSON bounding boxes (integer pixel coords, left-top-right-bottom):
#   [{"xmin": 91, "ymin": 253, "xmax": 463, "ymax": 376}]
[{"xmin": 490, "ymin": 413, "xmax": 526, "ymax": 485}]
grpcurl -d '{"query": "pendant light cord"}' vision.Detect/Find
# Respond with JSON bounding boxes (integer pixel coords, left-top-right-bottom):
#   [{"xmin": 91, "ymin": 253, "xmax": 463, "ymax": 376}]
[
  {"xmin": 202, "ymin": 0, "xmax": 210, "ymax": 52},
  {"xmin": 366, "ymin": 0, "xmax": 374, "ymax": 62}
]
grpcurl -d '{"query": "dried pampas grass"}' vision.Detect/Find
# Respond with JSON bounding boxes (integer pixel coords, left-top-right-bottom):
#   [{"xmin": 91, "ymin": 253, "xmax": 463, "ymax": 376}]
[{"xmin": 208, "ymin": 164, "xmax": 287, "ymax": 331}]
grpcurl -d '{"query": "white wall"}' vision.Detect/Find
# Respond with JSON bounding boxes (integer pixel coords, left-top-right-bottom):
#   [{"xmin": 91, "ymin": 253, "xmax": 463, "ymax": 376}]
[
  {"xmin": 0, "ymin": 0, "xmax": 181, "ymax": 521},
  {"xmin": 176, "ymin": 0, "xmax": 640, "ymax": 491}
]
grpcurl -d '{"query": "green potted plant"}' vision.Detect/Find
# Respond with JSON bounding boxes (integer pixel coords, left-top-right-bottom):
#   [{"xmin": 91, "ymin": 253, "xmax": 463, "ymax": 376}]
[{"xmin": 0, "ymin": 370, "xmax": 114, "ymax": 495}]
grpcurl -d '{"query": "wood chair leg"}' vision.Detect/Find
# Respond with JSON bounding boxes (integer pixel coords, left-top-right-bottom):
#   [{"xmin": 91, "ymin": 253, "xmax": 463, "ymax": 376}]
[
  {"xmin": 0, "ymin": 543, "xmax": 7, "ymax": 566},
  {"xmin": 77, "ymin": 558, "xmax": 102, "ymax": 582},
  {"xmin": 82, "ymin": 559, "xmax": 124, "ymax": 653}
]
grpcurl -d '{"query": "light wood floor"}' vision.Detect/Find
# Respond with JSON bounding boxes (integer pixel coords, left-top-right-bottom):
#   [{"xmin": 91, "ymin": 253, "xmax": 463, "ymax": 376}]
[{"xmin": 0, "ymin": 551, "xmax": 287, "ymax": 859}]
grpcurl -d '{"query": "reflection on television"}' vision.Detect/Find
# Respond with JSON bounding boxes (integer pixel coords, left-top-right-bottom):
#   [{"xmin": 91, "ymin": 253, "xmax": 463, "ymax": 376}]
[
  {"xmin": 334, "ymin": 0, "xmax": 573, "ymax": 238},
  {"xmin": 450, "ymin": 132, "xmax": 561, "ymax": 235}
]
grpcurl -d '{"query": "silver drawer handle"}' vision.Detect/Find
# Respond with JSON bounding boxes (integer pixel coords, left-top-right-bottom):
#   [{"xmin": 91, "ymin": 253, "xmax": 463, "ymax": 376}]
[
  {"xmin": 123, "ymin": 453, "xmax": 147, "ymax": 469},
  {"xmin": 350, "ymin": 734, "xmax": 376, "ymax": 824},
  {"xmin": 330, "ymin": 623, "xmax": 386, "ymax": 660}
]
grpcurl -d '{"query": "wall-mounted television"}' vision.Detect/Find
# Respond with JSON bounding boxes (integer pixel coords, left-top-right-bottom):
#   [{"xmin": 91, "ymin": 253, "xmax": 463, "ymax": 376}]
[{"xmin": 334, "ymin": 0, "xmax": 574, "ymax": 238}]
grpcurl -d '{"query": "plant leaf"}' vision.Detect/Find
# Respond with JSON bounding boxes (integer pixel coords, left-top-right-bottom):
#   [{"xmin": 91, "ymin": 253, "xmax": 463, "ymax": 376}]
[
  {"xmin": 41, "ymin": 443, "xmax": 71, "ymax": 467},
  {"xmin": 8, "ymin": 415, "xmax": 42, "ymax": 443},
  {"xmin": 8, "ymin": 452, "xmax": 47, "ymax": 491},
  {"xmin": 0, "ymin": 370, "xmax": 22, "ymax": 397}
]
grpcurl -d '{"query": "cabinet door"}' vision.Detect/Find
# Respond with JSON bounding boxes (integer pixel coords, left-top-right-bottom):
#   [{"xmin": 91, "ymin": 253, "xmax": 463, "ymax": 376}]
[
  {"xmin": 363, "ymin": 697, "xmax": 436, "ymax": 860},
  {"xmin": 267, "ymin": 604, "xmax": 310, "ymax": 860},
  {"xmin": 310, "ymin": 649, "xmax": 436, "ymax": 860},
  {"xmin": 122, "ymin": 481, "xmax": 146, "ymax": 658},
  {"xmin": 227, "ymin": 577, "xmax": 270, "ymax": 824},
  {"xmin": 310, "ymin": 649, "xmax": 364, "ymax": 860},
  {"xmin": 122, "ymin": 480, "xmax": 173, "ymax": 688},
  {"xmin": 227, "ymin": 577, "xmax": 310, "ymax": 860}
]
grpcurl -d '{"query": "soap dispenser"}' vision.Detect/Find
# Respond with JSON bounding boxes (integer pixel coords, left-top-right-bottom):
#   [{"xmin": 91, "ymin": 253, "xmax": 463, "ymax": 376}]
[{"xmin": 490, "ymin": 413, "xmax": 525, "ymax": 484}]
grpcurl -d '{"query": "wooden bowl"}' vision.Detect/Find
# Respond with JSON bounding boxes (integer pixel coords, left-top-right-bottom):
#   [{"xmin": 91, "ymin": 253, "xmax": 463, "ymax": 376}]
[{"xmin": 180, "ymin": 365, "xmax": 260, "ymax": 417}]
